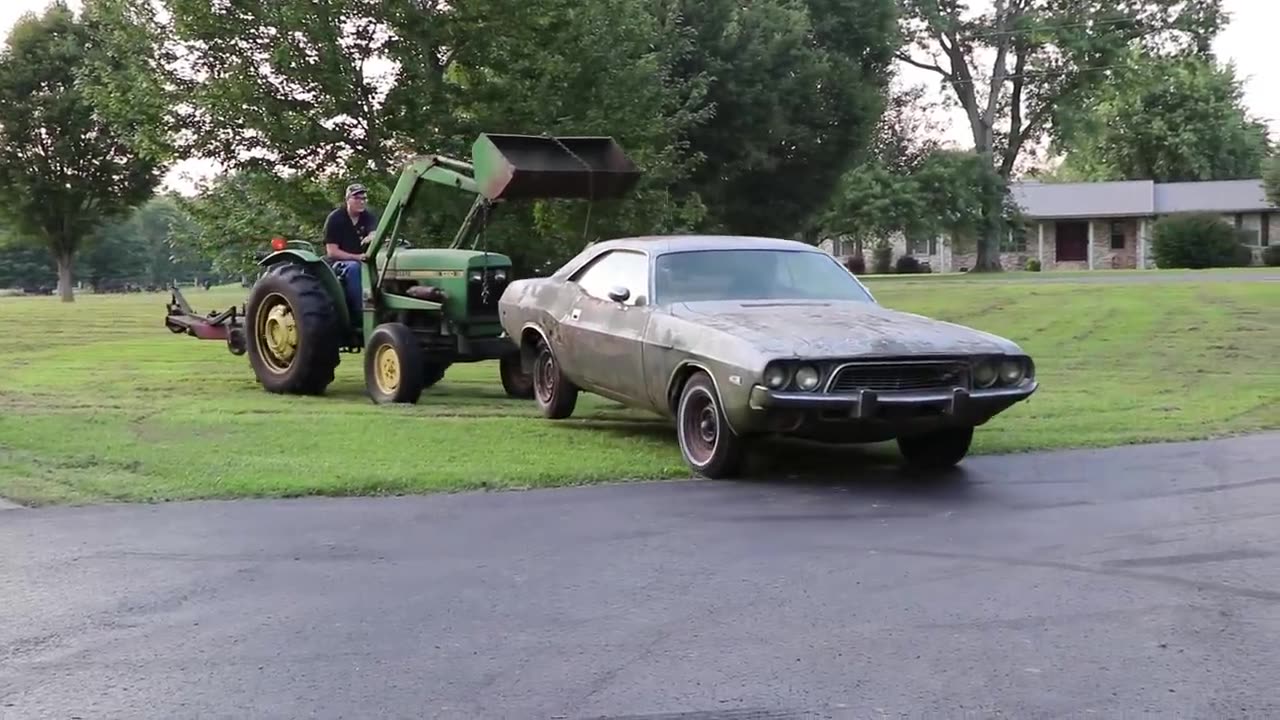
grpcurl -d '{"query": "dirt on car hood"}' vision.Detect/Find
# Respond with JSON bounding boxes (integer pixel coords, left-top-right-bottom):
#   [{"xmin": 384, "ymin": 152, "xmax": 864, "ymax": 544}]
[{"xmin": 670, "ymin": 299, "xmax": 1021, "ymax": 358}]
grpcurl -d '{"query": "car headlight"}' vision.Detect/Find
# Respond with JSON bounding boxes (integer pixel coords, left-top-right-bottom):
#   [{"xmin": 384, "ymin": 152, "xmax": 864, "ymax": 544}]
[
  {"xmin": 973, "ymin": 360, "xmax": 997, "ymax": 388},
  {"xmin": 763, "ymin": 363, "xmax": 789, "ymax": 389},
  {"xmin": 998, "ymin": 358, "xmax": 1025, "ymax": 385},
  {"xmin": 794, "ymin": 364, "xmax": 820, "ymax": 391}
]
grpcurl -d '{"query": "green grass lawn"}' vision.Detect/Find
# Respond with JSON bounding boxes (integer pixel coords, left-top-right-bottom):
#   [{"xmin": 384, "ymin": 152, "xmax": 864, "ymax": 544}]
[{"xmin": 2, "ymin": 274, "xmax": 1278, "ymax": 506}]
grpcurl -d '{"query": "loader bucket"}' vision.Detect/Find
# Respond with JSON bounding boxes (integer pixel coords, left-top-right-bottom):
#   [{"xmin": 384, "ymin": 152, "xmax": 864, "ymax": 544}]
[{"xmin": 471, "ymin": 133, "xmax": 641, "ymax": 202}]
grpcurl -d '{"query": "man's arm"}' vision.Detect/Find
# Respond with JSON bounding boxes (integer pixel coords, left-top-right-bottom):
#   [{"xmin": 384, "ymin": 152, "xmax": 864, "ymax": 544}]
[{"xmin": 325, "ymin": 243, "xmax": 365, "ymax": 262}]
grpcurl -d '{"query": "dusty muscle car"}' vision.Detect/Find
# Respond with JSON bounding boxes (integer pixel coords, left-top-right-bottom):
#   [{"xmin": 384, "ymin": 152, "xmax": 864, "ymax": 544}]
[{"xmin": 498, "ymin": 235, "xmax": 1038, "ymax": 478}]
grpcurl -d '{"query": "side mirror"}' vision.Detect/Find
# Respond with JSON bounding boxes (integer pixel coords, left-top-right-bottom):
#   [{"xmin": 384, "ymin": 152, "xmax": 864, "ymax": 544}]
[{"xmin": 607, "ymin": 286, "xmax": 630, "ymax": 303}]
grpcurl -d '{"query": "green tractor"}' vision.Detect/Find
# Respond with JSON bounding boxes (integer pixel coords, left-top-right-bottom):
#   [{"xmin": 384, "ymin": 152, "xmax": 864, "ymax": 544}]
[{"xmin": 164, "ymin": 132, "xmax": 640, "ymax": 403}]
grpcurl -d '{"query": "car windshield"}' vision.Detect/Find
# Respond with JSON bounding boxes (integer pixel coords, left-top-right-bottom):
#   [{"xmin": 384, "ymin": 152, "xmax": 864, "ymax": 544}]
[{"xmin": 652, "ymin": 249, "xmax": 875, "ymax": 305}]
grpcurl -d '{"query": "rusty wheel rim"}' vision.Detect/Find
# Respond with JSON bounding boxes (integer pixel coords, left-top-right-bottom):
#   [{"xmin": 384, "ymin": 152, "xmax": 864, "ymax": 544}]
[
  {"xmin": 680, "ymin": 387, "xmax": 718, "ymax": 467},
  {"xmin": 534, "ymin": 348, "xmax": 557, "ymax": 404}
]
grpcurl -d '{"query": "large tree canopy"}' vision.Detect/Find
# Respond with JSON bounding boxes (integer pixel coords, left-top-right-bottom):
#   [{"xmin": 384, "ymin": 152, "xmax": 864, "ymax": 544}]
[
  {"xmin": 896, "ymin": 0, "xmax": 1226, "ymax": 270},
  {"xmin": 664, "ymin": 0, "xmax": 899, "ymax": 238},
  {"xmin": 84, "ymin": 0, "xmax": 900, "ymax": 269},
  {"xmin": 83, "ymin": 0, "xmax": 710, "ymax": 256},
  {"xmin": 0, "ymin": 2, "xmax": 161, "ymax": 301},
  {"xmin": 1051, "ymin": 51, "xmax": 1272, "ymax": 182}
]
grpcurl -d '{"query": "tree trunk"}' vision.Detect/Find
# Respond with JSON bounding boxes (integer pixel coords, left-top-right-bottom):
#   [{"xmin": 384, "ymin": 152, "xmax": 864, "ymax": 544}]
[
  {"xmin": 972, "ymin": 192, "xmax": 1005, "ymax": 272},
  {"xmin": 56, "ymin": 252, "xmax": 75, "ymax": 302}
]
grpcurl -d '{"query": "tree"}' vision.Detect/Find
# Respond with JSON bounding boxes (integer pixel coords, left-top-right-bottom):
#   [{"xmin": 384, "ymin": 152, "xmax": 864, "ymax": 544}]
[
  {"xmin": 663, "ymin": 0, "xmax": 899, "ymax": 239},
  {"xmin": 820, "ymin": 148, "xmax": 1011, "ymax": 258},
  {"xmin": 0, "ymin": 2, "xmax": 162, "ymax": 301},
  {"xmin": 1264, "ymin": 155, "xmax": 1280, "ymax": 207},
  {"xmin": 81, "ymin": 196, "xmax": 214, "ymax": 289},
  {"xmin": 81, "ymin": 0, "xmax": 713, "ymax": 275},
  {"xmin": 896, "ymin": 0, "xmax": 1226, "ymax": 270},
  {"xmin": 1053, "ymin": 52, "xmax": 1272, "ymax": 181}
]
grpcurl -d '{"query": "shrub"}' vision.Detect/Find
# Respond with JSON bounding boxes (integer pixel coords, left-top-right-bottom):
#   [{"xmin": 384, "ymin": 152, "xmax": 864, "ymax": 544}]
[
  {"xmin": 872, "ymin": 242, "xmax": 893, "ymax": 274},
  {"xmin": 894, "ymin": 254, "xmax": 922, "ymax": 273},
  {"xmin": 1152, "ymin": 213, "xmax": 1255, "ymax": 269},
  {"xmin": 1025, "ymin": 258, "xmax": 1042, "ymax": 272},
  {"xmin": 844, "ymin": 254, "xmax": 866, "ymax": 274},
  {"xmin": 1230, "ymin": 241, "xmax": 1255, "ymax": 267},
  {"xmin": 1264, "ymin": 245, "xmax": 1280, "ymax": 267}
]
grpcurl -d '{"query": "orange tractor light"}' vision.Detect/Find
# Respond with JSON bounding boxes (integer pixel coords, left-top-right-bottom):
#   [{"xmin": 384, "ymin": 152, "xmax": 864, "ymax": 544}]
[{"xmin": 270, "ymin": 236, "xmax": 288, "ymax": 251}]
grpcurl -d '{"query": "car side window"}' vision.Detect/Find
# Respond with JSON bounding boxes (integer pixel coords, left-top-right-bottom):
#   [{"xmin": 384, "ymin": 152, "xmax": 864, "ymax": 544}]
[{"xmin": 572, "ymin": 250, "xmax": 648, "ymax": 305}]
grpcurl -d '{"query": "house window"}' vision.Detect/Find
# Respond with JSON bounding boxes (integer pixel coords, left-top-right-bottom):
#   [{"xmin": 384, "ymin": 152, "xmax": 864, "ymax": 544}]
[
  {"xmin": 1001, "ymin": 224, "xmax": 1027, "ymax": 252},
  {"xmin": 1110, "ymin": 221, "xmax": 1126, "ymax": 250},
  {"xmin": 907, "ymin": 234, "xmax": 936, "ymax": 255},
  {"xmin": 1263, "ymin": 214, "xmax": 1271, "ymax": 247}
]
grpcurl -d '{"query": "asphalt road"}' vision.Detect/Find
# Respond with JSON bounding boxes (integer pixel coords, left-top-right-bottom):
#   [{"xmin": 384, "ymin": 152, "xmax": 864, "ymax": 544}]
[{"xmin": 4, "ymin": 433, "xmax": 1280, "ymax": 720}]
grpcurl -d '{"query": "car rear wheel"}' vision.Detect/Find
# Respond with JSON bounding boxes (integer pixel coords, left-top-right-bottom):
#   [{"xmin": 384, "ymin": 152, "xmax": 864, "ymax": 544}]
[
  {"xmin": 532, "ymin": 341, "xmax": 577, "ymax": 419},
  {"xmin": 676, "ymin": 371, "xmax": 744, "ymax": 479},
  {"xmin": 897, "ymin": 426, "xmax": 974, "ymax": 469}
]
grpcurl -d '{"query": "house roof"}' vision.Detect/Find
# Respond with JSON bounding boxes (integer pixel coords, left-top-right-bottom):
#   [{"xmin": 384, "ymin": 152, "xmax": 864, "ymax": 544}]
[
  {"xmin": 1012, "ymin": 180, "xmax": 1154, "ymax": 219},
  {"xmin": 1010, "ymin": 178, "xmax": 1276, "ymax": 219},
  {"xmin": 1153, "ymin": 179, "xmax": 1275, "ymax": 214}
]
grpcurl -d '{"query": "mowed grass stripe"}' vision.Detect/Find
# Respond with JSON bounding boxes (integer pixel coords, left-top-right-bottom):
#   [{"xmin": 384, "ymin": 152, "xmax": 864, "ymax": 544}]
[{"xmin": 1, "ymin": 276, "xmax": 1277, "ymax": 506}]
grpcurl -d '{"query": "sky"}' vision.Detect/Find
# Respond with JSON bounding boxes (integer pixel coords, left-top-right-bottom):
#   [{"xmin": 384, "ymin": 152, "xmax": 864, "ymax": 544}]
[{"xmin": 2, "ymin": 0, "xmax": 1276, "ymax": 191}]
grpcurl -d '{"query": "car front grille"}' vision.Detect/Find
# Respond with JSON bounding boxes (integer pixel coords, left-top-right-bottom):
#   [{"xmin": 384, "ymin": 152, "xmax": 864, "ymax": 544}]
[{"xmin": 826, "ymin": 361, "xmax": 970, "ymax": 394}]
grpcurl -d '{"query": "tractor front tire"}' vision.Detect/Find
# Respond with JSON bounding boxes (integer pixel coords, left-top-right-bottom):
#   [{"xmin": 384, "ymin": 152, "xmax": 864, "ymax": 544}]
[
  {"xmin": 245, "ymin": 263, "xmax": 341, "ymax": 395},
  {"xmin": 421, "ymin": 362, "xmax": 449, "ymax": 390},
  {"xmin": 499, "ymin": 351, "xmax": 535, "ymax": 399},
  {"xmin": 365, "ymin": 322, "xmax": 427, "ymax": 404}
]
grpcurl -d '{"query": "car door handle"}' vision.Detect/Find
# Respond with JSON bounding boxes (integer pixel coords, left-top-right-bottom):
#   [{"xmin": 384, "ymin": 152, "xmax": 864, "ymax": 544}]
[{"xmin": 570, "ymin": 308, "xmax": 581, "ymax": 320}]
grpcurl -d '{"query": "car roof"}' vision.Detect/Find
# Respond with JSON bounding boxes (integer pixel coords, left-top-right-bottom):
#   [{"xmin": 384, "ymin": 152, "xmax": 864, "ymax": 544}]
[{"xmin": 584, "ymin": 234, "xmax": 822, "ymax": 255}]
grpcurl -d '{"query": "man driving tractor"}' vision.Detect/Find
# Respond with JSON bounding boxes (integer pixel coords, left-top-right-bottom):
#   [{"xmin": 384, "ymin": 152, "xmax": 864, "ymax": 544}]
[{"xmin": 323, "ymin": 183, "xmax": 378, "ymax": 320}]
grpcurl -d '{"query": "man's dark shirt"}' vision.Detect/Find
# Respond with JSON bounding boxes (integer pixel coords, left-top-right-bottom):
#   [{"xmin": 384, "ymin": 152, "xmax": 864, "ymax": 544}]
[{"xmin": 323, "ymin": 207, "xmax": 378, "ymax": 256}]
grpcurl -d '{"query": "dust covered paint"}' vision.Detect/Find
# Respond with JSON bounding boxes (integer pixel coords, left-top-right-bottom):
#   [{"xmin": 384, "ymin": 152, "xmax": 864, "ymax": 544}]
[{"xmin": 498, "ymin": 234, "xmax": 1038, "ymax": 476}]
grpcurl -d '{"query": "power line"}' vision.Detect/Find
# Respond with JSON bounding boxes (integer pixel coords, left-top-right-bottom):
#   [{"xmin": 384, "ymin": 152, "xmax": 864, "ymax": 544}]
[
  {"xmin": 908, "ymin": 14, "xmax": 1202, "ymax": 43},
  {"xmin": 906, "ymin": 63, "xmax": 1136, "ymax": 87}
]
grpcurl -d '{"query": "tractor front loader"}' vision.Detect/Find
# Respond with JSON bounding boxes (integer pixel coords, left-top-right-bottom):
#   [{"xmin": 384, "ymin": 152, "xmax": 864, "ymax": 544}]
[{"xmin": 164, "ymin": 132, "xmax": 640, "ymax": 404}]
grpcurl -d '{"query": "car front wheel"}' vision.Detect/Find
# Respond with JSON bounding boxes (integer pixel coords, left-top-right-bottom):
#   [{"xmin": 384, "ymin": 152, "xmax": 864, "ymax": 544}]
[
  {"xmin": 896, "ymin": 426, "xmax": 974, "ymax": 469},
  {"xmin": 676, "ymin": 371, "xmax": 744, "ymax": 479}
]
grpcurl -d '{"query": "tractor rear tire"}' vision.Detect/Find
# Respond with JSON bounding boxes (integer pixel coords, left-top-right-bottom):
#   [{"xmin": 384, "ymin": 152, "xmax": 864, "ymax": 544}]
[
  {"xmin": 499, "ymin": 351, "xmax": 535, "ymax": 399},
  {"xmin": 245, "ymin": 262, "xmax": 342, "ymax": 395},
  {"xmin": 365, "ymin": 322, "xmax": 426, "ymax": 404}
]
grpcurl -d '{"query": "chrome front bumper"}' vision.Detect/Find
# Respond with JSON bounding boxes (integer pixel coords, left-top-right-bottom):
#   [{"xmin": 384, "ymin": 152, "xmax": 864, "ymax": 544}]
[{"xmin": 747, "ymin": 381, "xmax": 1038, "ymax": 420}]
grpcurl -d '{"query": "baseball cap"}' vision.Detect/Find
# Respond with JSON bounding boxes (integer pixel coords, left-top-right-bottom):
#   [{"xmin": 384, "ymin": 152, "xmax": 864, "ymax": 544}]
[{"xmin": 345, "ymin": 183, "xmax": 368, "ymax": 199}]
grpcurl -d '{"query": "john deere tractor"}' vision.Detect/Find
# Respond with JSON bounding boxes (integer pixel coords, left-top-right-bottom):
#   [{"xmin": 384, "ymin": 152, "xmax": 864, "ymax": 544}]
[{"xmin": 164, "ymin": 132, "xmax": 640, "ymax": 403}]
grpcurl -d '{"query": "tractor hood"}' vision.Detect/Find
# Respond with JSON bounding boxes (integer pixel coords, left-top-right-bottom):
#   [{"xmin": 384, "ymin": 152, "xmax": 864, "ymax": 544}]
[{"xmin": 380, "ymin": 248, "xmax": 512, "ymax": 277}]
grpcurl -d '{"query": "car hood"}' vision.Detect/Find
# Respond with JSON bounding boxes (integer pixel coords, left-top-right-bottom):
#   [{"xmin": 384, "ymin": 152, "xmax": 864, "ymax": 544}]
[{"xmin": 669, "ymin": 300, "xmax": 1021, "ymax": 357}]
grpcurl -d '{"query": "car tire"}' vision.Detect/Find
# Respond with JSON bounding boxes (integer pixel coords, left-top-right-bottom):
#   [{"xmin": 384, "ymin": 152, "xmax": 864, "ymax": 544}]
[
  {"xmin": 532, "ymin": 341, "xmax": 577, "ymax": 419},
  {"xmin": 676, "ymin": 371, "xmax": 744, "ymax": 479},
  {"xmin": 499, "ymin": 351, "xmax": 535, "ymax": 399},
  {"xmin": 896, "ymin": 426, "xmax": 974, "ymax": 469}
]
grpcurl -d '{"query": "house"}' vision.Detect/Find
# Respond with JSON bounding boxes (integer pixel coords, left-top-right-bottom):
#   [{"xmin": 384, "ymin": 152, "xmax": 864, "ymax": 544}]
[{"xmin": 821, "ymin": 178, "xmax": 1278, "ymax": 272}]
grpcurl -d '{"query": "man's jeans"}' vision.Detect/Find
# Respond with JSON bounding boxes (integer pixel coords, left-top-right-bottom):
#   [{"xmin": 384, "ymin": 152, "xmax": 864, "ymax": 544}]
[{"xmin": 331, "ymin": 260, "xmax": 362, "ymax": 326}]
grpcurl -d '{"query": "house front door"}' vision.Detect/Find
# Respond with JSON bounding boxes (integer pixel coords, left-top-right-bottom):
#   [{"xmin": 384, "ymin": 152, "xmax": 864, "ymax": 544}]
[{"xmin": 1056, "ymin": 221, "xmax": 1088, "ymax": 262}]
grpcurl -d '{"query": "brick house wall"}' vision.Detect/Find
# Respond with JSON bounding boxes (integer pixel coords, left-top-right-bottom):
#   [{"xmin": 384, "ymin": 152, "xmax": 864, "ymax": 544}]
[{"xmin": 821, "ymin": 209, "xmax": 1275, "ymax": 273}]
